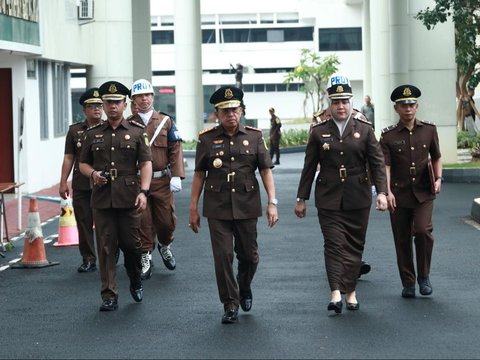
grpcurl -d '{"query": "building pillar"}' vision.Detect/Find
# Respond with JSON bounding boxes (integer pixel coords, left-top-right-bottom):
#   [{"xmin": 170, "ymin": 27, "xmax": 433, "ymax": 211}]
[
  {"xmin": 174, "ymin": 0, "xmax": 204, "ymax": 141},
  {"xmin": 131, "ymin": 0, "xmax": 152, "ymax": 82}
]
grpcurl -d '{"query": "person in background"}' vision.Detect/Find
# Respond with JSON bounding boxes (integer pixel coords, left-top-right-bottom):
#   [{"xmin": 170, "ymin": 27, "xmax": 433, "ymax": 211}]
[
  {"xmin": 189, "ymin": 86, "xmax": 279, "ymax": 324},
  {"xmin": 361, "ymin": 95, "xmax": 375, "ymax": 129},
  {"xmin": 79, "ymin": 81, "xmax": 152, "ymax": 311},
  {"xmin": 129, "ymin": 78, "xmax": 185, "ymax": 280},
  {"xmin": 295, "ymin": 74, "xmax": 387, "ymax": 314},
  {"xmin": 380, "ymin": 84, "xmax": 442, "ymax": 299},
  {"xmin": 59, "ymin": 88, "xmax": 103, "ymax": 273},
  {"xmin": 268, "ymin": 107, "xmax": 282, "ymax": 165}
]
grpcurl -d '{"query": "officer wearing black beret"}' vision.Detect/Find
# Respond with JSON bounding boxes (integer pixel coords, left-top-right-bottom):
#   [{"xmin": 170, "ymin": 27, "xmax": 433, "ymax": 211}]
[
  {"xmin": 380, "ymin": 84, "xmax": 442, "ymax": 299},
  {"xmin": 79, "ymin": 80, "xmax": 153, "ymax": 311},
  {"xmin": 189, "ymin": 86, "xmax": 279, "ymax": 324},
  {"xmin": 59, "ymin": 88, "xmax": 103, "ymax": 274}
]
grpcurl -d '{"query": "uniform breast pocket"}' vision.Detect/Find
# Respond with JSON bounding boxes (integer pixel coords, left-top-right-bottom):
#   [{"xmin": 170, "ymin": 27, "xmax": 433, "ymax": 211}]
[
  {"xmin": 244, "ymin": 179, "xmax": 258, "ymax": 193},
  {"xmin": 120, "ymin": 141, "xmax": 137, "ymax": 151},
  {"xmin": 239, "ymin": 148, "xmax": 255, "ymax": 156},
  {"xmin": 91, "ymin": 143, "xmax": 106, "ymax": 152},
  {"xmin": 205, "ymin": 180, "xmax": 222, "ymax": 193},
  {"xmin": 152, "ymin": 129, "xmax": 168, "ymax": 148}
]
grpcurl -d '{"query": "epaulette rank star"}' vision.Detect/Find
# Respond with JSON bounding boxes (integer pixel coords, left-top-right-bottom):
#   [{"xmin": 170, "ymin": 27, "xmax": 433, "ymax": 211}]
[
  {"xmin": 245, "ymin": 125, "xmax": 262, "ymax": 132},
  {"xmin": 420, "ymin": 119, "xmax": 436, "ymax": 126},
  {"xmin": 130, "ymin": 120, "xmax": 145, "ymax": 128},
  {"xmin": 199, "ymin": 126, "xmax": 217, "ymax": 135},
  {"xmin": 381, "ymin": 124, "xmax": 398, "ymax": 134},
  {"xmin": 312, "ymin": 119, "xmax": 329, "ymax": 127},
  {"xmin": 86, "ymin": 122, "xmax": 103, "ymax": 131}
]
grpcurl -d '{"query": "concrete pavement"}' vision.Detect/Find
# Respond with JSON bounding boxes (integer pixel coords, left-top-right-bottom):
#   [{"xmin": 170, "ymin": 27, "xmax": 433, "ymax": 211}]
[{"xmin": 1, "ymin": 152, "xmax": 479, "ymax": 359}]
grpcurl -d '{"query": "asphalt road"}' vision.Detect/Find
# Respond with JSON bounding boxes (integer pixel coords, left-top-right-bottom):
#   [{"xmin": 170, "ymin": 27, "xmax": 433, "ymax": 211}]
[{"xmin": 1, "ymin": 152, "xmax": 479, "ymax": 359}]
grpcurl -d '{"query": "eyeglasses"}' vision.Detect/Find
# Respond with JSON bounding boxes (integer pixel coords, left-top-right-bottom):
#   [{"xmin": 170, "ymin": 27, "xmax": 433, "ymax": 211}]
[
  {"xmin": 218, "ymin": 107, "xmax": 241, "ymax": 114},
  {"xmin": 85, "ymin": 104, "xmax": 103, "ymax": 109}
]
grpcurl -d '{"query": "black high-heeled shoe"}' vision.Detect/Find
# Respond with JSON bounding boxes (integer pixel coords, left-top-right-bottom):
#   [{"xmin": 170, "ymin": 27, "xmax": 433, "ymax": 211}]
[
  {"xmin": 327, "ymin": 300, "xmax": 343, "ymax": 314},
  {"xmin": 346, "ymin": 302, "xmax": 360, "ymax": 311}
]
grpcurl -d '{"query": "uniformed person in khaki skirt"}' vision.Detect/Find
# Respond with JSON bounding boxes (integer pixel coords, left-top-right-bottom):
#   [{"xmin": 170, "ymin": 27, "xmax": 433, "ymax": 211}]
[
  {"xmin": 189, "ymin": 86, "xmax": 279, "ymax": 324},
  {"xmin": 79, "ymin": 81, "xmax": 152, "ymax": 312},
  {"xmin": 295, "ymin": 74, "xmax": 388, "ymax": 314}
]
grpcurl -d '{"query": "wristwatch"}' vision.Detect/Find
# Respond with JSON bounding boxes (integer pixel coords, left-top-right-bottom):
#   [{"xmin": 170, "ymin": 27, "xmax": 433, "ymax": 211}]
[
  {"xmin": 140, "ymin": 189, "xmax": 150, "ymax": 197},
  {"xmin": 268, "ymin": 198, "xmax": 278, "ymax": 206},
  {"xmin": 435, "ymin": 176, "xmax": 444, "ymax": 183},
  {"xmin": 296, "ymin": 198, "xmax": 305, "ymax": 202}
]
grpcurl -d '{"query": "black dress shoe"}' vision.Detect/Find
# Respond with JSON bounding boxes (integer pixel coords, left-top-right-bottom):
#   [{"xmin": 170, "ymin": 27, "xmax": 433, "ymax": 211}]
[
  {"xmin": 401, "ymin": 286, "xmax": 416, "ymax": 298},
  {"xmin": 130, "ymin": 285, "xmax": 144, "ymax": 303},
  {"xmin": 346, "ymin": 302, "xmax": 360, "ymax": 311},
  {"xmin": 221, "ymin": 308, "xmax": 239, "ymax": 324},
  {"xmin": 99, "ymin": 299, "xmax": 118, "ymax": 311},
  {"xmin": 327, "ymin": 301, "xmax": 343, "ymax": 314},
  {"xmin": 77, "ymin": 261, "xmax": 96, "ymax": 273},
  {"xmin": 240, "ymin": 292, "xmax": 253, "ymax": 312},
  {"xmin": 418, "ymin": 276, "xmax": 433, "ymax": 296},
  {"xmin": 358, "ymin": 261, "xmax": 371, "ymax": 279}
]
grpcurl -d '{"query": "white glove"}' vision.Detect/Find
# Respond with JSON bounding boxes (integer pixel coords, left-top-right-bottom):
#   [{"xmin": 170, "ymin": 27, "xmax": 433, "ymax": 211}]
[{"xmin": 170, "ymin": 176, "xmax": 182, "ymax": 192}]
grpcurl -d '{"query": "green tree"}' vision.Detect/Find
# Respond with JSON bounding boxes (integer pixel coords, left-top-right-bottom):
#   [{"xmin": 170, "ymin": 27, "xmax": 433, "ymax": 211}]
[
  {"xmin": 415, "ymin": 0, "xmax": 480, "ymax": 130},
  {"xmin": 284, "ymin": 49, "xmax": 339, "ymax": 118}
]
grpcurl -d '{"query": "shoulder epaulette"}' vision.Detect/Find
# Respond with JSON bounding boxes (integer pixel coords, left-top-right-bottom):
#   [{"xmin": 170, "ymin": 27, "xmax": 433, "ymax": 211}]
[
  {"xmin": 354, "ymin": 116, "xmax": 372, "ymax": 125},
  {"xmin": 159, "ymin": 111, "xmax": 173, "ymax": 119},
  {"xmin": 130, "ymin": 120, "xmax": 145, "ymax": 128},
  {"xmin": 245, "ymin": 125, "xmax": 262, "ymax": 132},
  {"xmin": 86, "ymin": 122, "xmax": 103, "ymax": 131},
  {"xmin": 381, "ymin": 124, "xmax": 398, "ymax": 134},
  {"xmin": 312, "ymin": 119, "xmax": 329, "ymax": 127},
  {"xmin": 420, "ymin": 119, "xmax": 436, "ymax": 126},
  {"xmin": 69, "ymin": 122, "xmax": 82, "ymax": 128},
  {"xmin": 126, "ymin": 115, "xmax": 134, "ymax": 121},
  {"xmin": 199, "ymin": 126, "xmax": 216, "ymax": 135}
]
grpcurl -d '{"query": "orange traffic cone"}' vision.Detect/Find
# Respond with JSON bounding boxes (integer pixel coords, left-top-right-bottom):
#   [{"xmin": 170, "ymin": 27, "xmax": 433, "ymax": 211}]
[
  {"xmin": 53, "ymin": 197, "xmax": 79, "ymax": 247},
  {"xmin": 11, "ymin": 198, "xmax": 59, "ymax": 268}
]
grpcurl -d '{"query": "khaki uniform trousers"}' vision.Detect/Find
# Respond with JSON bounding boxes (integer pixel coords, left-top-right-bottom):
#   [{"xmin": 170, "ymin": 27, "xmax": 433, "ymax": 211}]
[
  {"xmin": 72, "ymin": 189, "xmax": 96, "ymax": 263},
  {"xmin": 207, "ymin": 218, "xmax": 259, "ymax": 311},
  {"xmin": 389, "ymin": 200, "xmax": 434, "ymax": 287}
]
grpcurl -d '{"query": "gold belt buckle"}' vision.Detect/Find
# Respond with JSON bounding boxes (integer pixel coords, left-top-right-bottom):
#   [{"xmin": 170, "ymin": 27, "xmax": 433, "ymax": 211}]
[
  {"xmin": 409, "ymin": 166, "xmax": 416, "ymax": 176},
  {"xmin": 339, "ymin": 168, "xmax": 347, "ymax": 178},
  {"xmin": 110, "ymin": 168, "xmax": 118, "ymax": 180},
  {"xmin": 227, "ymin": 172, "xmax": 236, "ymax": 182}
]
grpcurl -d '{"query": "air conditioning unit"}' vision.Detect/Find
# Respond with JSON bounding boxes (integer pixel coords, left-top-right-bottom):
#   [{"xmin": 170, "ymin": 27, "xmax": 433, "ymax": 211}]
[{"xmin": 77, "ymin": 0, "xmax": 93, "ymax": 20}]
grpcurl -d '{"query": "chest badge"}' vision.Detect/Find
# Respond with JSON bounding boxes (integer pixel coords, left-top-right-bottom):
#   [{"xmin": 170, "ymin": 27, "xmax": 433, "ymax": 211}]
[
  {"xmin": 353, "ymin": 132, "xmax": 360, "ymax": 139},
  {"xmin": 243, "ymin": 140, "xmax": 249, "ymax": 146},
  {"xmin": 125, "ymin": 134, "xmax": 131, "ymax": 140},
  {"xmin": 213, "ymin": 158, "xmax": 223, "ymax": 168},
  {"xmin": 322, "ymin": 143, "xmax": 330, "ymax": 151}
]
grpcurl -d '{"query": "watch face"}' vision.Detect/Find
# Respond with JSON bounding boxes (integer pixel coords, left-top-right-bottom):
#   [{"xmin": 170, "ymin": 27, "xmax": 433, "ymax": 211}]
[{"xmin": 270, "ymin": 199, "xmax": 278, "ymax": 205}]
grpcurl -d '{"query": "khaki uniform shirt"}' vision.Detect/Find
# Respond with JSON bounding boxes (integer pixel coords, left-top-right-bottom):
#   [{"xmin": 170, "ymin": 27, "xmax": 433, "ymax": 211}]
[
  {"xmin": 380, "ymin": 119, "xmax": 441, "ymax": 206},
  {"xmin": 79, "ymin": 119, "xmax": 152, "ymax": 209},
  {"xmin": 195, "ymin": 124, "xmax": 273, "ymax": 220},
  {"xmin": 131, "ymin": 111, "xmax": 185, "ymax": 178},
  {"xmin": 64, "ymin": 121, "xmax": 100, "ymax": 191},
  {"xmin": 297, "ymin": 117, "xmax": 387, "ymax": 210}
]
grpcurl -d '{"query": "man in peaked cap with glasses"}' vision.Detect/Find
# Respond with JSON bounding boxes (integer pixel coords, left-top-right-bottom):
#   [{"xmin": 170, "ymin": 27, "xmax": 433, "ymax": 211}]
[
  {"xmin": 380, "ymin": 84, "xmax": 443, "ymax": 299},
  {"xmin": 79, "ymin": 81, "xmax": 152, "ymax": 312},
  {"xmin": 188, "ymin": 86, "xmax": 279, "ymax": 324},
  {"xmin": 59, "ymin": 88, "xmax": 103, "ymax": 274},
  {"xmin": 295, "ymin": 74, "xmax": 388, "ymax": 314}
]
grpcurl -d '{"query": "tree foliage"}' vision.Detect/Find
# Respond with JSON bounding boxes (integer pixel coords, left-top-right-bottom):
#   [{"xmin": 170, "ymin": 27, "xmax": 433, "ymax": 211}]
[
  {"xmin": 284, "ymin": 49, "xmax": 339, "ymax": 118},
  {"xmin": 415, "ymin": 0, "xmax": 480, "ymax": 130}
]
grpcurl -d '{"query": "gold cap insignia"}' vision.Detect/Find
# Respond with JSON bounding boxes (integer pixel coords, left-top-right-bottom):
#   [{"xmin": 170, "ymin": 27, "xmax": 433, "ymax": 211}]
[
  {"xmin": 224, "ymin": 89, "xmax": 234, "ymax": 99},
  {"xmin": 322, "ymin": 143, "xmax": 330, "ymax": 151},
  {"xmin": 213, "ymin": 158, "xmax": 223, "ymax": 168},
  {"xmin": 109, "ymin": 84, "xmax": 118, "ymax": 93},
  {"xmin": 93, "ymin": 90, "xmax": 99, "ymax": 97},
  {"xmin": 403, "ymin": 87, "xmax": 412, "ymax": 97},
  {"xmin": 243, "ymin": 140, "xmax": 249, "ymax": 146},
  {"xmin": 336, "ymin": 85, "xmax": 344, "ymax": 93}
]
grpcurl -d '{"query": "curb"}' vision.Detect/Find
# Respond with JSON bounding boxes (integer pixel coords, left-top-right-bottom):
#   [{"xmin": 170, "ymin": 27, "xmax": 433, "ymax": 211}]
[{"xmin": 471, "ymin": 198, "xmax": 480, "ymax": 223}]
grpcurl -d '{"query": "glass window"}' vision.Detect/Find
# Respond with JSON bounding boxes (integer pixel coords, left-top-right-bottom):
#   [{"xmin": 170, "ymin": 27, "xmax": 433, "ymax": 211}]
[
  {"xmin": 221, "ymin": 27, "xmax": 312, "ymax": 43},
  {"xmin": 52, "ymin": 63, "xmax": 69, "ymax": 137},
  {"xmin": 152, "ymin": 30, "xmax": 174, "ymax": 44},
  {"xmin": 202, "ymin": 29, "xmax": 216, "ymax": 44},
  {"xmin": 243, "ymin": 84, "xmax": 253, "ymax": 92},
  {"xmin": 277, "ymin": 12, "xmax": 299, "ymax": 23},
  {"xmin": 267, "ymin": 29, "xmax": 284, "ymax": 42},
  {"xmin": 319, "ymin": 27, "xmax": 362, "ymax": 51},
  {"xmin": 38, "ymin": 61, "xmax": 49, "ymax": 140},
  {"xmin": 254, "ymin": 84, "xmax": 264, "ymax": 92}
]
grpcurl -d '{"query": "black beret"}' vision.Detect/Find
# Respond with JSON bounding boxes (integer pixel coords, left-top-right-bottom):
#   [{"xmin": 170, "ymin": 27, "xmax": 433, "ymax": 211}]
[
  {"xmin": 79, "ymin": 87, "xmax": 102, "ymax": 106},
  {"xmin": 98, "ymin": 81, "xmax": 130, "ymax": 101},
  {"xmin": 390, "ymin": 85, "xmax": 421, "ymax": 103},
  {"xmin": 209, "ymin": 86, "xmax": 243, "ymax": 108}
]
